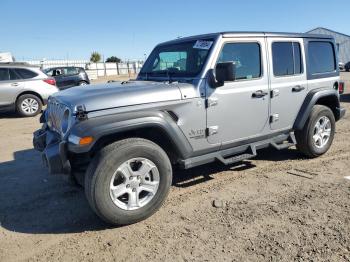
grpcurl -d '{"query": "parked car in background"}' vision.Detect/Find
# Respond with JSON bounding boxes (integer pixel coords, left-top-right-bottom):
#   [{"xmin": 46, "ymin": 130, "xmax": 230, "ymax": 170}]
[
  {"xmin": 345, "ymin": 62, "xmax": 350, "ymax": 72},
  {"xmin": 0, "ymin": 63, "xmax": 58, "ymax": 117},
  {"xmin": 339, "ymin": 62, "xmax": 345, "ymax": 71},
  {"xmin": 44, "ymin": 67, "xmax": 90, "ymax": 90}
]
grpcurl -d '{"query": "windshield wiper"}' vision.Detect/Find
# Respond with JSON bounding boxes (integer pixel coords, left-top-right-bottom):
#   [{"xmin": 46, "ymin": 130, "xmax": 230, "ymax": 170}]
[{"xmin": 140, "ymin": 70, "xmax": 177, "ymax": 83}]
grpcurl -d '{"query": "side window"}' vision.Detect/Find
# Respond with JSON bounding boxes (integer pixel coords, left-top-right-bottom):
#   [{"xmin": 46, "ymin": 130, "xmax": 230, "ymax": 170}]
[
  {"xmin": 45, "ymin": 69, "xmax": 53, "ymax": 76},
  {"xmin": 14, "ymin": 69, "xmax": 38, "ymax": 79},
  {"xmin": 64, "ymin": 67, "xmax": 79, "ymax": 76},
  {"xmin": 9, "ymin": 69, "xmax": 21, "ymax": 80},
  {"xmin": 308, "ymin": 41, "xmax": 335, "ymax": 74},
  {"xmin": 0, "ymin": 68, "xmax": 10, "ymax": 81},
  {"xmin": 272, "ymin": 42, "xmax": 303, "ymax": 76},
  {"xmin": 52, "ymin": 68, "xmax": 63, "ymax": 76},
  {"xmin": 217, "ymin": 42, "xmax": 261, "ymax": 80}
]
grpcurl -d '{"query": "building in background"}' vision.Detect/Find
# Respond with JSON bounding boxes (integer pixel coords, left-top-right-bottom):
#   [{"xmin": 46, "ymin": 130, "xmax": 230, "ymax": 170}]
[{"xmin": 307, "ymin": 27, "xmax": 350, "ymax": 64}]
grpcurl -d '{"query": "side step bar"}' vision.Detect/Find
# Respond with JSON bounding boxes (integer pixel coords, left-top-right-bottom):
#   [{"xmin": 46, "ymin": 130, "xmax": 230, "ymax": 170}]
[
  {"xmin": 270, "ymin": 132, "xmax": 296, "ymax": 150},
  {"xmin": 180, "ymin": 132, "xmax": 296, "ymax": 169},
  {"xmin": 216, "ymin": 145, "xmax": 256, "ymax": 165}
]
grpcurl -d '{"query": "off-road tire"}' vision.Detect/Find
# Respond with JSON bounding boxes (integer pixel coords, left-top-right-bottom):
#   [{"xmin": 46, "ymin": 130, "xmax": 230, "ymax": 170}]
[
  {"xmin": 16, "ymin": 94, "xmax": 42, "ymax": 117},
  {"xmin": 85, "ymin": 138, "xmax": 172, "ymax": 226},
  {"xmin": 295, "ymin": 105, "xmax": 335, "ymax": 158}
]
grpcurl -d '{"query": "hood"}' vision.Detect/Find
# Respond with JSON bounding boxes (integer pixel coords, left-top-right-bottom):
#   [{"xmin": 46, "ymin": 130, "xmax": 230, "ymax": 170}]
[{"xmin": 52, "ymin": 81, "xmax": 183, "ymax": 112}]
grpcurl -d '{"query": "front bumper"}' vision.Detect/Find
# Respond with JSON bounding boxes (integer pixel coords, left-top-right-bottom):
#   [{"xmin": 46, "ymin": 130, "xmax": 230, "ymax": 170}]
[{"xmin": 33, "ymin": 128, "xmax": 71, "ymax": 175}]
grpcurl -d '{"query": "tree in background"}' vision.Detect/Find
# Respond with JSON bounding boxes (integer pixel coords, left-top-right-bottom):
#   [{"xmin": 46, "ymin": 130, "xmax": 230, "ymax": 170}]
[
  {"xmin": 90, "ymin": 51, "xmax": 101, "ymax": 63},
  {"xmin": 106, "ymin": 56, "xmax": 122, "ymax": 63}
]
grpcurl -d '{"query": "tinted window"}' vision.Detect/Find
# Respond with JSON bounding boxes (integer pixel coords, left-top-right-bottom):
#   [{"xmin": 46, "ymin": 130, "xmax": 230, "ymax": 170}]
[
  {"xmin": 9, "ymin": 69, "xmax": 21, "ymax": 80},
  {"xmin": 218, "ymin": 42, "xmax": 261, "ymax": 80},
  {"xmin": 272, "ymin": 42, "xmax": 303, "ymax": 76},
  {"xmin": 13, "ymin": 68, "xmax": 38, "ymax": 79},
  {"xmin": 308, "ymin": 41, "xmax": 335, "ymax": 74},
  {"xmin": 293, "ymin": 43, "xmax": 302, "ymax": 74},
  {"xmin": 0, "ymin": 68, "xmax": 9, "ymax": 81}
]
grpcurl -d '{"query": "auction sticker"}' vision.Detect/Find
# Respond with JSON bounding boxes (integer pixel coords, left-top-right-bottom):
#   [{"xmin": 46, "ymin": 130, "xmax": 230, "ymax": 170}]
[{"xmin": 193, "ymin": 40, "xmax": 213, "ymax": 50}]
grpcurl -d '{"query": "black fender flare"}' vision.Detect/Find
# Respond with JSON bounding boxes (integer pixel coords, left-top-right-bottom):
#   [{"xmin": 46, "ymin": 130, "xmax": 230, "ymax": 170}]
[
  {"xmin": 67, "ymin": 110, "xmax": 193, "ymax": 159},
  {"xmin": 293, "ymin": 88, "xmax": 341, "ymax": 130}
]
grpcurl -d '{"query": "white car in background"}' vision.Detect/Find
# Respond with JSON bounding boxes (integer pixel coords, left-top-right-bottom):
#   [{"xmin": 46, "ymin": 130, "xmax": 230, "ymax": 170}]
[{"xmin": 0, "ymin": 63, "xmax": 59, "ymax": 117}]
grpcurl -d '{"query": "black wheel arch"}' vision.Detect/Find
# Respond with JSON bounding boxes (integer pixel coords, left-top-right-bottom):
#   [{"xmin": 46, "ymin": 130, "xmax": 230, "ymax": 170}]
[
  {"xmin": 294, "ymin": 88, "xmax": 341, "ymax": 130},
  {"xmin": 68, "ymin": 111, "xmax": 193, "ymax": 163},
  {"xmin": 16, "ymin": 91, "xmax": 44, "ymax": 105}
]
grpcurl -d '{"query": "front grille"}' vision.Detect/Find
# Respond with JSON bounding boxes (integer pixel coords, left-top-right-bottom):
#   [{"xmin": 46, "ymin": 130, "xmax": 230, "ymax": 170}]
[{"xmin": 47, "ymin": 99, "xmax": 68, "ymax": 135}]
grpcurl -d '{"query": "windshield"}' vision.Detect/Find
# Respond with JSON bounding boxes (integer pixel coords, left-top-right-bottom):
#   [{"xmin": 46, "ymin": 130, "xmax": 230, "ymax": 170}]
[{"xmin": 140, "ymin": 39, "xmax": 214, "ymax": 78}]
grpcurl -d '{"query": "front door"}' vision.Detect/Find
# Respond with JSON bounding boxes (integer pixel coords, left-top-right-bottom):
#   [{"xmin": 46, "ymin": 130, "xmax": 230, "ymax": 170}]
[
  {"xmin": 206, "ymin": 38, "xmax": 270, "ymax": 146},
  {"xmin": 267, "ymin": 38, "xmax": 308, "ymax": 130}
]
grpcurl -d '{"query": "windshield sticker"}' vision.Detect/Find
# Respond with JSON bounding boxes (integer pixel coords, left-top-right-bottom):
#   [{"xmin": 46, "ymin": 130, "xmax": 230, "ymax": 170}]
[{"xmin": 193, "ymin": 40, "xmax": 213, "ymax": 50}]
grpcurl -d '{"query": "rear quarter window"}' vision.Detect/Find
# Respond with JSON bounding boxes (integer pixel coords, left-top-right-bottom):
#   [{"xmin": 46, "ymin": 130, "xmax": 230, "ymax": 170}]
[
  {"xmin": 15, "ymin": 68, "xmax": 39, "ymax": 79},
  {"xmin": 308, "ymin": 41, "xmax": 336, "ymax": 74}
]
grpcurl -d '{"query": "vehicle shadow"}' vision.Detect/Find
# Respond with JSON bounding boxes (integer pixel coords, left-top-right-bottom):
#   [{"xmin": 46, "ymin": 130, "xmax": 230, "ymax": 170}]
[
  {"xmin": 0, "ymin": 112, "xmax": 20, "ymax": 119},
  {"xmin": 173, "ymin": 147, "xmax": 304, "ymax": 188},
  {"xmin": 0, "ymin": 148, "xmax": 108, "ymax": 234},
  {"xmin": 0, "ymin": 146, "xmax": 303, "ymax": 234}
]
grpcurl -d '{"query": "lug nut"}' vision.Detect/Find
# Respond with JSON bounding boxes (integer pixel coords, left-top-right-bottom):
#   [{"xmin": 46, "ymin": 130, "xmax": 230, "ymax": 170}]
[
  {"xmin": 130, "ymin": 176, "xmax": 133, "ymax": 180},
  {"xmin": 132, "ymin": 188, "xmax": 136, "ymax": 192},
  {"xmin": 126, "ymin": 184, "xmax": 130, "ymax": 188},
  {"xmin": 137, "ymin": 176, "xmax": 141, "ymax": 180}
]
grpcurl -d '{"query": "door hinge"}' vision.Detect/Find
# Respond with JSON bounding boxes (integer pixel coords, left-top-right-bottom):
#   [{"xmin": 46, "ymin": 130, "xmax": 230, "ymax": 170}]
[
  {"xmin": 205, "ymin": 97, "xmax": 218, "ymax": 108},
  {"xmin": 271, "ymin": 89, "xmax": 280, "ymax": 98},
  {"xmin": 270, "ymin": 114, "xmax": 279, "ymax": 123},
  {"xmin": 206, "ymin": 126, "xmax": 219, "ymax": 136}
]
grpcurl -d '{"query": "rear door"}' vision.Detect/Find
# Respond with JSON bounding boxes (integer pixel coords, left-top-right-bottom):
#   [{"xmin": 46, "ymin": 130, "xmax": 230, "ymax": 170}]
[
  {"xmin": 267, "ymin": 38, "xmax": 307, "ymax": 130},
  {"xmin": 0, "ymin": 68, "xmax": 25, "ymax": 107},
  {"xmin": 63, "ymin": 67, "xmax": 80, "ymax": 87}
]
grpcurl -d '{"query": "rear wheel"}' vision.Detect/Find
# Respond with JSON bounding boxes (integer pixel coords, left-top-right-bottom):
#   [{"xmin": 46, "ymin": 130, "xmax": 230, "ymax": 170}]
[
  {"xmin": 85, "ymin": 138, "xmax": 172, "ymax": 226},
  {"xmin": 295, "ymin": 105, "xmax": 335, "ymax": 158},
  {"xmin": 16, "ymin": 94, "xmax": 42, "ymax": 117},
  {"xmin": 78, "ymin": 81, "xmax": 88, "ymax": 86}
]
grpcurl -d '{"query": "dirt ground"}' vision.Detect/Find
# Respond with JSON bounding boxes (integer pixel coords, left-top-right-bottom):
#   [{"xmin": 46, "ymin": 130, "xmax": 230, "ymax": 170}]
[{"xmin": 0, "ymin": 73, "xmax": 350, "ymax": 262}]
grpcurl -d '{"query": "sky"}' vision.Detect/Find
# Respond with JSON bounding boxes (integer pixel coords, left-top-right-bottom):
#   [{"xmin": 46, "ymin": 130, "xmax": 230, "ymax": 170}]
[{"xmin": 1, "ymin": 0, "xmax": 349, "ymax": 61}]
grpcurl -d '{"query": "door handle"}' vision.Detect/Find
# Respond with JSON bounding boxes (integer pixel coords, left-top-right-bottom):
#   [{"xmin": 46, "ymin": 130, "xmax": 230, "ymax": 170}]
[
  {"xmin": 292, "ymin": 85, "xmax": 305, "ymax": 92},
  {"xmin": 252, "ymin": 90, "xmax": 268, "ymax": 98},
  {"xmin": 11, "ymin": 83, "xmax": 19, "ymax": 86}
]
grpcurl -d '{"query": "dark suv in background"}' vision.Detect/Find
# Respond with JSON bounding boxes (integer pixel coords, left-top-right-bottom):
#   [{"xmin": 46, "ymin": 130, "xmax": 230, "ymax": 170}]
[{"xmin": 44, "ymin": 67, "xmax": 90, "ymax": 90}]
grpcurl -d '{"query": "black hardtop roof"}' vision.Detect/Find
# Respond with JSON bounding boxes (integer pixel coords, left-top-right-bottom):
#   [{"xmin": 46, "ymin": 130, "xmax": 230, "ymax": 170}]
[{"xmin": 159, "ymin": 31, "xmax": 333, "ymax": 45}]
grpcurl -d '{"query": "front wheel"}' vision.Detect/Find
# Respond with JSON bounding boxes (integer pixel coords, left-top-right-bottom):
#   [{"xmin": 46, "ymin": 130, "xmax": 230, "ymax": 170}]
[
  {"xmin": 16, "ymin": 94, "xmax": 42, "ymax": 117},
  {"xmin": 295, "ymin": 105, "xmax": 335, "ymax": 158},
  {"xmin": 85, "ymin": 138, "xmax": 172, "ymax": 226}
]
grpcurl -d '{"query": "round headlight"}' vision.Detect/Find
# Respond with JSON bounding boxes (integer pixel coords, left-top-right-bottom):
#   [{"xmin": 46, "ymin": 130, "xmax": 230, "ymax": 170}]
[{"xmin": 61, "ymin": 109, "xmax": 70, "ymax": 134}]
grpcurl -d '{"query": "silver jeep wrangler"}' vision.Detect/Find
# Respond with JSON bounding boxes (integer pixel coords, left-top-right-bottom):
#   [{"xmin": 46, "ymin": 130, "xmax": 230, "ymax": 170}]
[{"xmin": 33, "ymin": 32, "xmax": 345, "ymax": 225}]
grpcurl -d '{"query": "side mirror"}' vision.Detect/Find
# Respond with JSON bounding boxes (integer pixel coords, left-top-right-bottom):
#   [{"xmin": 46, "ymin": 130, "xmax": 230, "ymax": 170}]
[
  {"xmin": 207, "ymin": 62, "xmax": 235, "ymax": 88},
  {"xmin": 216, "ymin": 62, "xmax": 235, "ymax": 83}
]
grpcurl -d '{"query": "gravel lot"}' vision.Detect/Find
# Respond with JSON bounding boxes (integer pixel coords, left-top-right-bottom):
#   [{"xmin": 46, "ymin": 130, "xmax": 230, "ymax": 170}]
[{"xmin": 0, "ymin": 73, "xmax": 350, "ymax": 261}]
